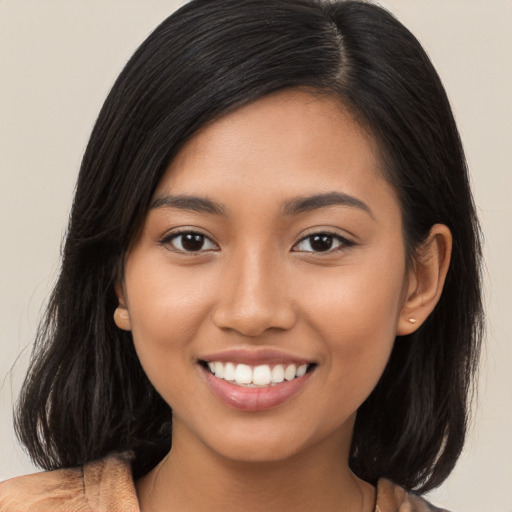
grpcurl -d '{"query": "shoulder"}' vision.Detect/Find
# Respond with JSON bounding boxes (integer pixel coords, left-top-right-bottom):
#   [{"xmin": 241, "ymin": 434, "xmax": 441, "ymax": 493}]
[
  {"xmin": 0, "ymin": 453, "xmax": 139, "ymax": 512},
  {"xmin": 376, "ymin": 478, "xmax": 451, "ymax": 512}
]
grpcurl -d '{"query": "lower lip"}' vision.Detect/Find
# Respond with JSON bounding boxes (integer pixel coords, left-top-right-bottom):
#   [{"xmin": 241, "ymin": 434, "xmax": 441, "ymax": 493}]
[{"xmin": 201, "ymin": 367, "xmax": 312, "ymax": 412}]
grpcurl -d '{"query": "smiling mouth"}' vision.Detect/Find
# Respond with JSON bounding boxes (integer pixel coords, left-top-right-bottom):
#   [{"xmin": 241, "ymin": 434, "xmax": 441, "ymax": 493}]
[{"xmin": 199, "ymin": 361, "xmax": 316, "ymax": 388}]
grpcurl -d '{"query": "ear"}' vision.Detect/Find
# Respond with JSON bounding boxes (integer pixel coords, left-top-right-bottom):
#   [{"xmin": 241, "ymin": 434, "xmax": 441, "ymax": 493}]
[
  {"xmin": 397, "ymin": 224, "xmax": 452, "ymax": 335},
  {"xmin": 113, "ymin": 282, "xmax": 131, "ymax": 331}
]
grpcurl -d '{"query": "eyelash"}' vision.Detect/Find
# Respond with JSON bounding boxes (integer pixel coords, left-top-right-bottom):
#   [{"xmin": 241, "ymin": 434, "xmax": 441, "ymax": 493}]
[
  {"xmin": 160, "ymin": 229, "xmax": 219, "ymax": 253},
  {"xmin": 293, "ymin": 231, "xmax": 355, "ymax": 254},
  {"xmin": 160, "ymin": 230, "xmax": 355, "ymax": 255}
]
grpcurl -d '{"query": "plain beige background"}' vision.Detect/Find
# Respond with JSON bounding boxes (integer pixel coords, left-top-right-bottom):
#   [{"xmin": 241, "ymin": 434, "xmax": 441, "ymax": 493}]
[{"xmin": 1, "ymin": 1, "xmax": 511, "ymax": 510}]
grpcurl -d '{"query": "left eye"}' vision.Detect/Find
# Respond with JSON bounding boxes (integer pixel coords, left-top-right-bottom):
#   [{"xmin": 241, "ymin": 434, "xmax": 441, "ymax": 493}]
[
  {"xmin": 165, "ymin": 232, "xmax": 218, "ymax": 252},
  {"xmin": 293, "ymin": 233, "xmax": 351, "ymax": 253}
]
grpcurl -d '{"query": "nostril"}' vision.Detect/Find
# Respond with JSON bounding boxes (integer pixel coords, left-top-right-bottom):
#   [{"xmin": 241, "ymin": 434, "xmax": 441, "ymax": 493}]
[{"xmin": 211, "ymin": 304, "xmax": 297, "ymax": 337}]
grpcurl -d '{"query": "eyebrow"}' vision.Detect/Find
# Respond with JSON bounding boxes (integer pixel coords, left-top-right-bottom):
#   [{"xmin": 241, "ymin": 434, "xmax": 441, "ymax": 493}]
[
  {"xmin": 150, "ymin": 191, "xmax": 373, "ymax": 218},
  {"xmin": 282, "ymin": 192, "xmax": 373, "ymax": 218},
  {"xmin": 150, "ymin": 194, "xmax": 226, "ymax": 215}
]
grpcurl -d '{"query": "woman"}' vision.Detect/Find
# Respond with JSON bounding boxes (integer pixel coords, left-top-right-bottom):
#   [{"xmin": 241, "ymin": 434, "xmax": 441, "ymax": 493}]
[{"xmin": 0, "ymin": 0, "xmax": 482, "ymax": 511}]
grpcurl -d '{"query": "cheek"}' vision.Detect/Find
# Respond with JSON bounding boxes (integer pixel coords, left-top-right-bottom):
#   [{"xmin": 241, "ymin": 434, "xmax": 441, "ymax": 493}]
[
  {"xmin": 126, "ymin": 251, "xmax": 213, "ymax": 336},
  {"xmin": 300, "ymin": 252, "xmax": 406, "ymax": 392},
  {"xmin": 129, "ymin": 283, "xmax": 196, "ymax": 351},
  {"xmin": 123, "ymin": 256, "xmax": 216, "ymax": 390}
]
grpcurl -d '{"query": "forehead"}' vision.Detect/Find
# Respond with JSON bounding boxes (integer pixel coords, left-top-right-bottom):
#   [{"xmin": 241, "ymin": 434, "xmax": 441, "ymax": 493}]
[{"xmin": 155, "ymin": 89, "xmax": 397, "ymax": 216}]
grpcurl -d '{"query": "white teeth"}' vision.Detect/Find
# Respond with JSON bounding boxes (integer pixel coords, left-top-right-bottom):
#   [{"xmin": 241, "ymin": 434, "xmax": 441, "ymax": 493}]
[
  {"xmin": 296, "ymin": 364, "xmax": 307, "ymax": 377},
  {"xmin": 214, "ymin": 361, "xmax": 224, "ymax": 379},
  {"xmin": 207, "ymin": 361, "xmax": 310, "ymax": 387},
  {"xmin": 253, "ymin": 365, "xmax": 272, "ymax": 386},
  {"xmin": 234, "ymin": 364, "xmax": 252, "ymax": 384},
  {"xmin": 284, "ymin": 364, "xmax": 297, "ymax": 381},
  {"xmin": 224, "ymin": 362, "xmax": 236, "ymax": 381},
  {"xmin": 271, "ymin": 365, "xmax": 285, "ymax": 383}
]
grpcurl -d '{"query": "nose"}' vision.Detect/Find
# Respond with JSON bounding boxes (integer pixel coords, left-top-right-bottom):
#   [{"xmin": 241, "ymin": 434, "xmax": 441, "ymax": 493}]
[{"xmin": 211, "ymin": 249, "xmax": 297, "ymax": 337}]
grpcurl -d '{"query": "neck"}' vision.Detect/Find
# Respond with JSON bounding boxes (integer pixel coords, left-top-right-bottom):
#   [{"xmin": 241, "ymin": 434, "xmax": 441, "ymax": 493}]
[{"xmin": 136, "ymin": 421, "xmax": 375, "ymax": 512}]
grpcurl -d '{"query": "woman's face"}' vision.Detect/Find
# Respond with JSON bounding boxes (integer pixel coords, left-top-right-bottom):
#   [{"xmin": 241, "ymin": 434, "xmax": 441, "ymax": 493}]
[{"xmin": 117, "ymin": 89, "xmax": 413, "ymax": 463}]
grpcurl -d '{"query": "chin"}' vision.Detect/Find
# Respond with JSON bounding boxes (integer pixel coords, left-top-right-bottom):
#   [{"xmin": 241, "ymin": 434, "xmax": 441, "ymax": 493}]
[
  {"xmin": 197, "ymin": 425, "xmax": 312, "ymax": 464},
  {"xmin": 218, "ymin": 444, "xmax": 305, "ymax": 465}
]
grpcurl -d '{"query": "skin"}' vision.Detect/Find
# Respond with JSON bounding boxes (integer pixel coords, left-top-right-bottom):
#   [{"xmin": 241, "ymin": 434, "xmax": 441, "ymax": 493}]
[{"xmin": 115, "ymin": 89, "xmax": 452, "ymax": 512}]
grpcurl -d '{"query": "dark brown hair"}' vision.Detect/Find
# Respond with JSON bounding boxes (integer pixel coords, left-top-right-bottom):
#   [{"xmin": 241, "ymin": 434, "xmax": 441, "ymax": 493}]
[{"xmin": 15, "ymin": 0, "xmax": 483, "ymax": 492}]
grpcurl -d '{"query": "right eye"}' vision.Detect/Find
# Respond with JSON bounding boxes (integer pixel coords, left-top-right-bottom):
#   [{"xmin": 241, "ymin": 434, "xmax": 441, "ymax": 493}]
[{"xmin": 162, "ymin": 231, "xmax": 218, "ymax": 253}]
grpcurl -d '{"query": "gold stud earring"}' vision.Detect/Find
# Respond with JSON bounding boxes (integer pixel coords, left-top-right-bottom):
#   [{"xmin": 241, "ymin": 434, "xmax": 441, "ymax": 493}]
[
  {"xmin": 408, "ymin": 317, "xmax": 417, "ymax": 324},
  {"xmin": 113, "ymin": 307, "xmax": 131, "ymax": 331},
  {"xmin": 114, "ymin": 308, "xmax": 129, "ymax": 320}
]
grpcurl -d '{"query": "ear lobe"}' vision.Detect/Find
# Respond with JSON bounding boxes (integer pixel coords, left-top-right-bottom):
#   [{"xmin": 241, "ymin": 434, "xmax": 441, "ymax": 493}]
[
  {"xmin": 114, "ymin": 282, "xmax": 131, "ymax": 331},
  {"xmin": 397, "ymin": 224, "xmax": 452, "ymax": 336}
]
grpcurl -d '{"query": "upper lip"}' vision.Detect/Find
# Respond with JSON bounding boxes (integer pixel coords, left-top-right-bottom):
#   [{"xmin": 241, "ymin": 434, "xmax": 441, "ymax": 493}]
[{"xmin": 198, "ymin": 348, "xmax": 314, "ymax": 366}]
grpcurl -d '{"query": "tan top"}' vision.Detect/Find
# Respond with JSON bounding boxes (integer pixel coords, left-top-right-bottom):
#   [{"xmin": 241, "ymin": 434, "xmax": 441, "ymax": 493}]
[{"xmin": 0, "ymin": 453, "xmax": 448, "ymax": 512}]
